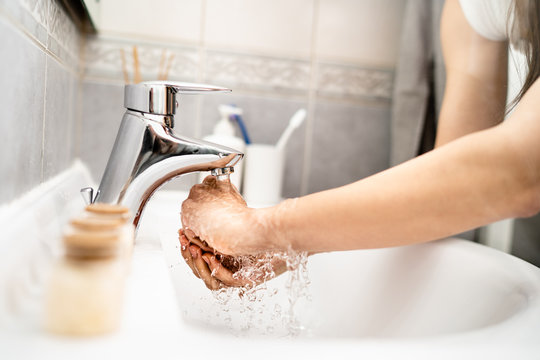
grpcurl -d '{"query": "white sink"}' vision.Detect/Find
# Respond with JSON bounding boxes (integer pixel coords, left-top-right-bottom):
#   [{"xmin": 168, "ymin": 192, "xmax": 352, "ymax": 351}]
[
  {"xmin": 2, "ymin": 166, "xmax": 539, "ymax": 359},
  {"xmin": 143, "ymin": 190, "xmax": 540, "ymax": 356}
]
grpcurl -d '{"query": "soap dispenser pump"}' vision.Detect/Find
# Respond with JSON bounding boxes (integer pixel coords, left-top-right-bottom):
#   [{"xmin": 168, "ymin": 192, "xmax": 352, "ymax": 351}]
[{"xmin": 200, "ymin": 105, "xmax": 246, "ymax": 190}]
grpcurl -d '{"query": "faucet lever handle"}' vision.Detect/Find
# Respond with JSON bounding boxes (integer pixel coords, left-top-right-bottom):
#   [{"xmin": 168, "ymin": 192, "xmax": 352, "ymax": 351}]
[
  {"xmin": 143, "ymin": 81, "xmax": 231, "ymax": 94},
  {"xmin": 80, "ymin": 187, "xmax": 95, "ymax": 205},
  {"xmin": 124, "ymin": 81, "xmax": 231, "ymax": 116}
]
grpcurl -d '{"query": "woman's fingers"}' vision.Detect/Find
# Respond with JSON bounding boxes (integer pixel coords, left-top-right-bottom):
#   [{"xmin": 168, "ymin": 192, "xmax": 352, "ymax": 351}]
[
  {"xmin": 183, "ymin": 228, "xmax": 214, "ymax": 252},
  {"xmin": 202, "ymin": 253, "xmax": 246, "ymax": 287},
  {"xmin": 179, "ymin": 230, "xmax": 200, "ymax": 279},
  {"xmin": 190, "ymin": 245, "xmax": 222, "ymax": 290},
  {"xmin": 181, "ymin": 228, "xmax": 287, "ymax": 290},
  {"xmin": 269, "ymin": 258, "xmax": 288, "ymax": 278},
  {"xmin": 189, "ymin": 237, "xmax": 214, "ymax": 253},
  {"xmin": 183, "ymin": 228, "xmax": 198, "ymax": 243}
]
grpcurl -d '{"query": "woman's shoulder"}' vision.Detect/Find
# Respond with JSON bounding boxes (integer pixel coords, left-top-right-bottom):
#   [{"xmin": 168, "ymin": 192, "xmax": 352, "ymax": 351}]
[{"xmin": 458, "ymin": 0, "xmax": 513, "ymax": 41}]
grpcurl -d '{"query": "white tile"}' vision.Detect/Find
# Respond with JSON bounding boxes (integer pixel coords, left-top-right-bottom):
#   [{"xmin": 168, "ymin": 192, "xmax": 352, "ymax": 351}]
[
  {"xmin": 316, "ymin": 0, "xmax": 406, "ymax": 67},
  {"xmin": 205, "ymin": 0, "xmax": 314, "ymax": 58},
  {"xmin": 99, "ymin": 0, "xmax": 203, "ymax": 43}
]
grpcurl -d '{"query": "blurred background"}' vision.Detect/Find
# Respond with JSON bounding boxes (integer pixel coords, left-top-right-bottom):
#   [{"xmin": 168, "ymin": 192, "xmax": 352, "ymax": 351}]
[
  {"xmin": 80, "ymin": 0, "xmax": 403, "ymax": 198},
  {"xmin": 0, "ymin": 0, "xmax": 538, "ymax": 265}
]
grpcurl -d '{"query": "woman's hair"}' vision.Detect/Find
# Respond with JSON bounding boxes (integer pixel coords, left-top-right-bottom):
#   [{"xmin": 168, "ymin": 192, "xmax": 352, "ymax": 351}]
[{"xmin": 509, "ymin": 0, "xmax": 540, "ymax": 107}]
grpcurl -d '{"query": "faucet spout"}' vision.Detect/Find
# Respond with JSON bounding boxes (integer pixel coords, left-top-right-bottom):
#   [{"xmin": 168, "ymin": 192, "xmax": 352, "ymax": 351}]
[{"xmin": 88, "ymin": 81, "xmax": 241, "ymax": 229}]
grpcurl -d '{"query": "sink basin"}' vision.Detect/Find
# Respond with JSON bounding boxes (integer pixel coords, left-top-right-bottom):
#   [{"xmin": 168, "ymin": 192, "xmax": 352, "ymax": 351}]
[
  {"xmin": 140, "ymin": 190, "xmax": 540, "ymax": 356},
  {"xmin": 9, "ymin": 163, "xmax": 539, "ymax": 358}
]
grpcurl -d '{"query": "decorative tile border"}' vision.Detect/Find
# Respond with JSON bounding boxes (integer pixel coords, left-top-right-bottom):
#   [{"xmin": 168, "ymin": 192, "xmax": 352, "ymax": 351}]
[
  {"xmin": 0, "ymin": 0, "xmax": 80, "ymax": 70},
  {"xmin": 1, "ymin": 0, "xmax": 48, "ymax": 45},
  {"xmin": 83, "ymin": 36, "xmax": 199, "ymax": 83},
  {"xmin": 204, "ymin": 50, "xmax": 311, "ymax": 95},
  {"xmin": 82, "ymin": 35, "xmax": 394, "ymax": 102},
  {"xmin": 316, "ymin": 62, "xmax": 393, "ymax": 102},
  {"xmin": 46, "ymin": 0, "xmax": 79, "ymax": 61}
]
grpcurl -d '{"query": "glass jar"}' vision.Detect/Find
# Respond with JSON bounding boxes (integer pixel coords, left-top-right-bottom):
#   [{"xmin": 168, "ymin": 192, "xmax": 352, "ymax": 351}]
[{"xmin": 44, "ymin": 225, "xmax": 125, "ymax": 336}]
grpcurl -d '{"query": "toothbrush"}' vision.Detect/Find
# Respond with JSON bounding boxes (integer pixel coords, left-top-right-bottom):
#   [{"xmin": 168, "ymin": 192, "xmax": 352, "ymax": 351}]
[
  {"xmin": 230, "ymin": 106, "xmax": 252, "ymax": 144},
  {"xmin": 276, "ymin": 108, "xmax": 307, "ymax": 150}
]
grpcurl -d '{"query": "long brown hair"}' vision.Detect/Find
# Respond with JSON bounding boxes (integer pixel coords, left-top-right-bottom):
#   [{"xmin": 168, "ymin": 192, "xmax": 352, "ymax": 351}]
[{"xmin": 509, "ymin": 0, "xmax": 540, "ymax": 108}]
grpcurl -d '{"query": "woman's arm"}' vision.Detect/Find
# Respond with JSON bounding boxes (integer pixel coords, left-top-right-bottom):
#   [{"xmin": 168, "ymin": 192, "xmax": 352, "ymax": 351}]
[
  {"xmin": 181, "ymin": 0, "xmax": 540, "ymax": 257},
  {"xmin": 263, "ymin": 88, "xmax": 540, "ymax": 253},
  {"xmin": 184, "ymin": 87, "xmax": 540, "ymax": 255},
  {"xmin": 256, "ymin": 0, "xmax": 531, "ymax": 254},
  {"xmin": 435, "ymin": 0, "xmax": 508, "ymax": 147}
]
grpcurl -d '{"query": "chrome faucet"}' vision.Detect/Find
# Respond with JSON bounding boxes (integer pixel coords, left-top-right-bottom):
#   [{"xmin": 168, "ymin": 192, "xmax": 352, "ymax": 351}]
[{"xmin": 81, "ymin": 81, "xmax": 243, "ymax": 228}]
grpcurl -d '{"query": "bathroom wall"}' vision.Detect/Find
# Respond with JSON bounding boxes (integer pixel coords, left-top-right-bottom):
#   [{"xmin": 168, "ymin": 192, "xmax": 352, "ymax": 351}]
[
  {"xmin": 0, "ymin": 0, "xmax": 80, "ymax": 204},
  {"xmin": 80, "ymin": 0, "xmax": 406, "ymax": 197}
]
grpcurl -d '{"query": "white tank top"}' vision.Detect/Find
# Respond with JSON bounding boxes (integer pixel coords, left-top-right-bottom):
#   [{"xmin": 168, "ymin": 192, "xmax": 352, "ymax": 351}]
[
  {"xmin": 459, "ymin": 0, "xmax": 525, "ymax": 109},
  {"xmin": 458, "ymin": 0, "xmax": 512, "ymax": 41}
]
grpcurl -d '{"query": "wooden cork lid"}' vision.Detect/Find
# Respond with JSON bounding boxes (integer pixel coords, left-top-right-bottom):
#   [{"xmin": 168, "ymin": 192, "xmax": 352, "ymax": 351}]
[
  {"xmin": 70, "ymin": 217, "xmax": 124, "ymax": 231},
  {"xmin": 63, "ymin": 229, "xmax": 120, "ymax": 258},
  {"xmin": 85, "ymin": 203, "xmax": 131, "ymax": 222},
  {"xmin": 85, "ymin": 203, "xmax": 130, "ymax": 215}
]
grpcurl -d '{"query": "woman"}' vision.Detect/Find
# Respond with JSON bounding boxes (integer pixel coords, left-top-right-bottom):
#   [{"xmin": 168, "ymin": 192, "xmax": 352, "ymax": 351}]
[{"xmin": 180, "ymin": 0, "xmax": 540, "ymax": 289}]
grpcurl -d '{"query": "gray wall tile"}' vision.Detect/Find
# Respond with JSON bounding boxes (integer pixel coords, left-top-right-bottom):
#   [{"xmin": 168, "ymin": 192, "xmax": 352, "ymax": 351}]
[
  {"xmin": 70, "ymin": 73, "xmax": 79, "ymax": 161},
  {"xmin": 0, "ymin": 17, "xmax": 45, "ymax": 203},
  {"xmin": 79, "ymin": 81, "xmax": 125, "ymax": 181},
  {"xmin": 512, "ymin": 215, "xmax": 540, "ymax": 267},
  {"xmin": 282, "ymin": 119, "xmax": 306, "ymax": 198},
  {"xmin": 201, "ymin": 93, "xmax": 308, "ymax": 198},
  {"xmin": 43, "ymin": 56, "xmax": 73, "ymax": 180},
  {"xmin": 308, "ymin": 101, "xmax": 391, "ymax": 193}
]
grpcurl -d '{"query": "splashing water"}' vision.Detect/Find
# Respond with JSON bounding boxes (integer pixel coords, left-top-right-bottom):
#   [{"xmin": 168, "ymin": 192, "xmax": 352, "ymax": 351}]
[
  {"xmin": 282, "ymin": 250, "xmax": 311, "ymax": 336},
  {"xmin": 181, "ymin": 249, "xmax": 311, "ymax": 338}
]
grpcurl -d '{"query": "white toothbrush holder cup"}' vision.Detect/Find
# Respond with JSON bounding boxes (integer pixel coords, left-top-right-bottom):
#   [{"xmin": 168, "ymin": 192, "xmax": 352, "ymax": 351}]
[{"xmin": 242, "ymin": 144, "xmax": 284, "ymax": 207}]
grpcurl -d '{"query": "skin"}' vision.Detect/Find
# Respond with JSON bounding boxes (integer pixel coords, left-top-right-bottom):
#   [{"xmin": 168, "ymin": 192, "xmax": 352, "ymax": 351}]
[
  {"xmin": 179, "ymin": 228, "xmax": 287, "ymax": 290},
  {"xmin": 180, "ymin": 0, "xmax": 540, "ymax": 288}
]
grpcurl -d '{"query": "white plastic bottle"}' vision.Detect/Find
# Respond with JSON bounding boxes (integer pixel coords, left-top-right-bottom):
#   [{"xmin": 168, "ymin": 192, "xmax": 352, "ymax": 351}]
[{"xmin": 199, "ymin": 105, "xmax": 246, "ymax": 190}]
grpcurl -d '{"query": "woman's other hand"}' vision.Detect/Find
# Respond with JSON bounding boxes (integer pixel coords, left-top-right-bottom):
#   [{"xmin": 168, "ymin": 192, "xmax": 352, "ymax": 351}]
[
  {"xmin": 178, "ymin": 229, "xmax": 286, "ymax": 290},
  {"xmin": 181, "ymin": 175, "xmax": 276, "ymax": 255}
]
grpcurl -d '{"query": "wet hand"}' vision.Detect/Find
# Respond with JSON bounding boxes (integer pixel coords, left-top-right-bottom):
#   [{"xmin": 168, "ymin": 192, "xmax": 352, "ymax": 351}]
[
  {"xmin": 179, "ymin": 229, "xmax": 286, "ymax": 290},
  {"xmin": 181, "ymin": 175, "xmax": 268, "ymax": 255}
]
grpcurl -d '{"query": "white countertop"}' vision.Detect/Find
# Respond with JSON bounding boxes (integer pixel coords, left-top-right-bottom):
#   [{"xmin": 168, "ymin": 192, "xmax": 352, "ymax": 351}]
[{"xmin": 2, "ymin": 189, "xmax": 539, "ymax": 360}]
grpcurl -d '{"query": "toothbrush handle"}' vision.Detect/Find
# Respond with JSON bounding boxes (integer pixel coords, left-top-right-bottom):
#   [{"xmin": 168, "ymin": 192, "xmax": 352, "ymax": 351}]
[
  {"xmin": 276, "ymin": 127, "xmax": 295, "ymax": 150},
  {"xmin": 233, "ymin": 114, "xmax": 251, "ymax": 144}
]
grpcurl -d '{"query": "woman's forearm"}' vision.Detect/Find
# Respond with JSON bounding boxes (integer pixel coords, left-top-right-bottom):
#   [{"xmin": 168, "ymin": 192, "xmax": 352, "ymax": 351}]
[
  {"xmin": 262, "ymin": 123, "xmax": 540, "ymax": 253},
  {"xmin": 180, "ymin": 80, "xmax": 540, "ymax": 256}
]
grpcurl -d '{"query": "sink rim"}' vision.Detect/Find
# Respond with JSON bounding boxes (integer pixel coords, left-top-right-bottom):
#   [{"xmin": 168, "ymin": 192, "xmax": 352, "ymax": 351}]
[{"xmin": 140, "ymin": 190, "xmax": 540, "ymax": 347}]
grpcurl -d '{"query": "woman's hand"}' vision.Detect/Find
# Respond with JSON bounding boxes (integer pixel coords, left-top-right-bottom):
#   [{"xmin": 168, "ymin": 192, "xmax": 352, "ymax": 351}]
[
  {"xmin": 178, "ymin": 229, "xmax": 286, "ymax": 290},
  {"xmin": 181, "ymin": 176, "xmax": 277, "ymax": 255}
]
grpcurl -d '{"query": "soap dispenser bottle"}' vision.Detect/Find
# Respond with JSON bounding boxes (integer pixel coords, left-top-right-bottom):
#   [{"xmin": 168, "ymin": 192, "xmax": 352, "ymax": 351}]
[{"xmin": 200, "ymin": 105, "xmax": 245, "ymax": 190}]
